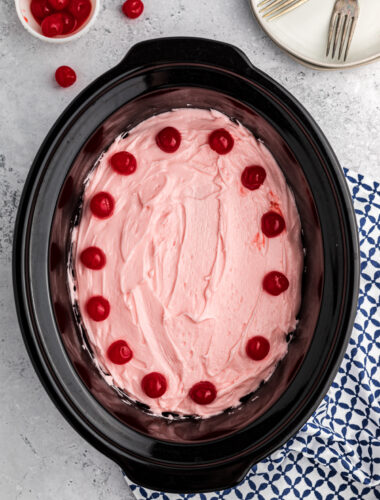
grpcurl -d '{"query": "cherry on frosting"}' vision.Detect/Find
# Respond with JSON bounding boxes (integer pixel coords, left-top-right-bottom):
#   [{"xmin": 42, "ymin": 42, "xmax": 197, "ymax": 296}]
[
  {"xmin": 61, "ymin": 11, "xmax": 77, "ymax": 34},
  {"xmin": 189, "ymin": 381, "xmax": 217, "ymax": 405},
  {"xmin": 68, "ymin": 0, "xmax": 91, "ymax": 22},
  {"xmin": 90, "ymin": 192, "xmax": 115, "ymax": 219},
  {"xmin": 263, "ymin": 271, "xmax": 289, "ymax": 296},
  {"xmin": 208, "ymin": 128, "xmax": 234, "ymax": 155},
  {"xmin": 47, "ymin": 0, "xmax": 69, "ymax": 10},
  {"xmin": 107, "ymin": 340, "xmax": 133, "ymax": 364},
  {"xmin": 55, "ymin": 66, "xmax": 76, "ymax": 87},
  {"xmin": 80, "ymin": 246, "xmax": 106, "ymax": 270},
  {"xmin": 122, "ymin": 0, "xmax": 144, "ymax": 19},
  {"xmin": 241, "ymin": 165, "xmax": 266, "ymax": 191},
  {"xmin": 110, "ymin": 151, "xmax": 137, "ymax": 175},
  {"xmin": 246, "ymin": 336, "xmax": 270, "ymax": 361},
  {"xmin": 156, "ymin": 127, "xmax": 181, "ymax": 153},
  {"xmin": 142, "ymin": 372, "xmax": 167, "ymax": 398},
  {"xmin": 31, "ymin": 0, "xmax": 54, "ymax": 22},
  {"xmin": 86, "ymin": 296, "xmax": 110, "ymax": 321},
  {"xmin": 261, "ymin": 211, "xmax": 285, "ymax": 238},
  {"xmin": 41, "ymin": 13, "xmax": 64, "ymax": 37}
]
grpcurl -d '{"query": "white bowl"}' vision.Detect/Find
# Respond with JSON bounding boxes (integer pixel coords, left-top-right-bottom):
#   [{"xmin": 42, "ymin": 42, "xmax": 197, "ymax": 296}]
[{"xmin": 15, "ymin": 0, "xmax": 100, "ymax": 43}]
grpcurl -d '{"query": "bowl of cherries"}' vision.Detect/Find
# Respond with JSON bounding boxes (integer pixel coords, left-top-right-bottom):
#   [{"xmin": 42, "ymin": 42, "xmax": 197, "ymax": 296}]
[{"xmin": 15, "ymin": 0, "xmax": 100, "ymax": 42}]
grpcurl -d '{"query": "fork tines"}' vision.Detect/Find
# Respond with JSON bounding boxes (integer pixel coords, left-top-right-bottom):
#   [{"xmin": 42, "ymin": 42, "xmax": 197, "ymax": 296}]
[
  {"xmin": 258, "ymin": 0, "xmax": 309, "ymax": 21},
  {"xmin": 326, "ymin": 0, "xmax": 359, "ymax": 61}
]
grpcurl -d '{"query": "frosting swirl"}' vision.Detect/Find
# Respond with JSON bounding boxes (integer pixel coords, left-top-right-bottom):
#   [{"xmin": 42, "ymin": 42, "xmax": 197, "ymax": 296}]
[{"xmin": 71, "ymin": 108, "xmax": 303, "ymax": 417}]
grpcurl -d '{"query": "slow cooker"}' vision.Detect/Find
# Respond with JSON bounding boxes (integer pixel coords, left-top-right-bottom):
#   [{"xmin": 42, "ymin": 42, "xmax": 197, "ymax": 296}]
[{"xmin": 13, "ymin": 37, "xmax": 359, "ymax": 493}]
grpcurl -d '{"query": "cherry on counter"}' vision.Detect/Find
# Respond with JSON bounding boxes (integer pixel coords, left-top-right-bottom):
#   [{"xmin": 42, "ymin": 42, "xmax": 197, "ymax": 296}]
[
  {"xmin": 122, "ymin": 0, "xmax": 144, "ymax": 19},
  {"xmin": 55, "ymin": 65, "xmax": 76, "ymax": 87}
]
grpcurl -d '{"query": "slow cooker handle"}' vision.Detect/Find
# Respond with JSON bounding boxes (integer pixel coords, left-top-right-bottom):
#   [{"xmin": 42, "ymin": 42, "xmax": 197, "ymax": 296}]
[
  {"xmin": 119, "ymin": 455, "xmax": 255, "ymax": 493},
  {"xmin": 119, "ymin": 37, "xmax": 254, "ymax": 75}
]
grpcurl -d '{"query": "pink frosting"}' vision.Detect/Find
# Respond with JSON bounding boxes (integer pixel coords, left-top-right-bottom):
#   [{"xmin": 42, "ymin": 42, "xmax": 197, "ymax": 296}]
[{"xmin": 71, "ymin": 108, "xmax": 303, "ymax": 418}]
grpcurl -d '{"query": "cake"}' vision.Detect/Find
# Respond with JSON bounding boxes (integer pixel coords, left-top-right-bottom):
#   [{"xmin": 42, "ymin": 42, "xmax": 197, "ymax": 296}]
[{"xmin": 70, "ymin": 108, "xmax": 303, "ymax": 418}]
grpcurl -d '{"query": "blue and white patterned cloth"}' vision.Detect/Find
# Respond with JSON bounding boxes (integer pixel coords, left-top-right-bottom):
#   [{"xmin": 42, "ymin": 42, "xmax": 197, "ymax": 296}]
[{"xmin": 126, "ymin": 169, "xmax": 380, "ymax": 500}]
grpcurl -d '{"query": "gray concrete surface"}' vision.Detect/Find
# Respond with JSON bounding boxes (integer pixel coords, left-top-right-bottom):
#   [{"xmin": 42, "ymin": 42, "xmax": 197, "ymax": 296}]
[{"xmin": 0, "ymin": 0, "xmax": 379, "ymax": 498}]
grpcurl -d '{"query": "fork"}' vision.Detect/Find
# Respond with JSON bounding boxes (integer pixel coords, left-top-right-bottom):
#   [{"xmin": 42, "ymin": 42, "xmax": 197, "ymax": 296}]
[
  {"xmin": 257, "ymin": 0, "xmax": 310, "ymax": 21},
  {"xmin": 326, "ymin": 0, "xmax": 359, "ymax": 61}
]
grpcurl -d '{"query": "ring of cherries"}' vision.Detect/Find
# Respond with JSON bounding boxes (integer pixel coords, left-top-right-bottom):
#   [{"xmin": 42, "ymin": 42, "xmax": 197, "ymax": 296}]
[{"xmin": 80, "ymin": 127, "xmax": 288, "ymax": 406}]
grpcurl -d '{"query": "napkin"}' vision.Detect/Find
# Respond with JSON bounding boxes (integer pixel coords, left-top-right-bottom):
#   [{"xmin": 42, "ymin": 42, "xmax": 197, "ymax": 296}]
[{"xmin": 125, "ymin": 169, "xmax": 380, "ymax": 500}]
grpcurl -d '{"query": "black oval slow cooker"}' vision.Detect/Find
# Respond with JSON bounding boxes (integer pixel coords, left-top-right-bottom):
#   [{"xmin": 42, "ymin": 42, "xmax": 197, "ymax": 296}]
[{"xmin": 13, "ymin": 37, "xmax": 359, "ymax": 493}]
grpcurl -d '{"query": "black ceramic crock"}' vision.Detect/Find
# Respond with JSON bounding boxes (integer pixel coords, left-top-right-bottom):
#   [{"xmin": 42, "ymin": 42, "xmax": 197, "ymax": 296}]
[{"xmin": 13, "ymin": 37, "xmax": 359, "ymax": 493}]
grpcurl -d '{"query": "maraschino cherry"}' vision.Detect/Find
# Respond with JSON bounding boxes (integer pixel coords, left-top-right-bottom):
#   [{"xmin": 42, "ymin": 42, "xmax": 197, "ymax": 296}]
[
  {"xmin": 246, "ymin": 336, "xmax": 270, "ymax": 361},
  {"xmin": 263, "ymin": 271, "xmax": 289, "ymax": 296},
  {"xmin": 142, "ymin": 372, "xmax": 167, "ymax": 398},
  {"xmin": 90, "ymin": 192, "xmax": 115, "ymax": 219},
  {"xmin": 86, "ymin": 296, "xmax": 110, "ymax": 321},
  {"xmin": 68, "ymin": 0, "xmax": 91, "ymax": 22},
  {"xmin": 156, "ymin": 127, "xmax": 181, "ymax": 153},
  {"xmin": 61, "ymin": 11, "xmax": 77, "ymax": 34},
  {"xmin": 47, "ymin": 0, "xmax": 69, "ymax": 10},
  {"xmin": 241, "ymin": 165, "xmax": 266, "ymax": 190},
  {"xmin": 110, "ymin": 151, "xmax": 137, "ymax": 175},
  {"xmin": 31, "ymin": 0, "xmax": 54, "ymax": 22},
  {"xmin": 31, "ymin": 0, "xmax": 90, "ymax": 34},
  {"xmin": 41, "ymin": 13, "xmax": 64, "ymax": 37},
  {"xmin": 189, "ymin": 381, "xmax": 217, "ymax": 405},
  {"xmin": 55, "ymin": 66, "xmax": 76, "ymax": 87},
  {"xmin": 122, "ymin": 0, "xmax": 144, "ymax": 19},
  {"xmin": 261, "ymin": 211, "xmax": 285, "ymax": 238},
  {"xmin": 107, "ymin": 340, "xmax": 133, "ymax": 364},
  {"xmin": 208, "ymin": 128, "xmax": 234, "ymax": 155},
  {"xmin": 80, "ymin": 246, "xmax": 106, "ymax": 270}
]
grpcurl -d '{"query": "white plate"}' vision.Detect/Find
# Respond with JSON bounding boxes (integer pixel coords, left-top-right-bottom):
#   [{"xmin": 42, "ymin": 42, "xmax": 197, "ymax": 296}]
[{"xmin": 250, "ymin": 0, "xmax": 380, "ymax": 69}]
